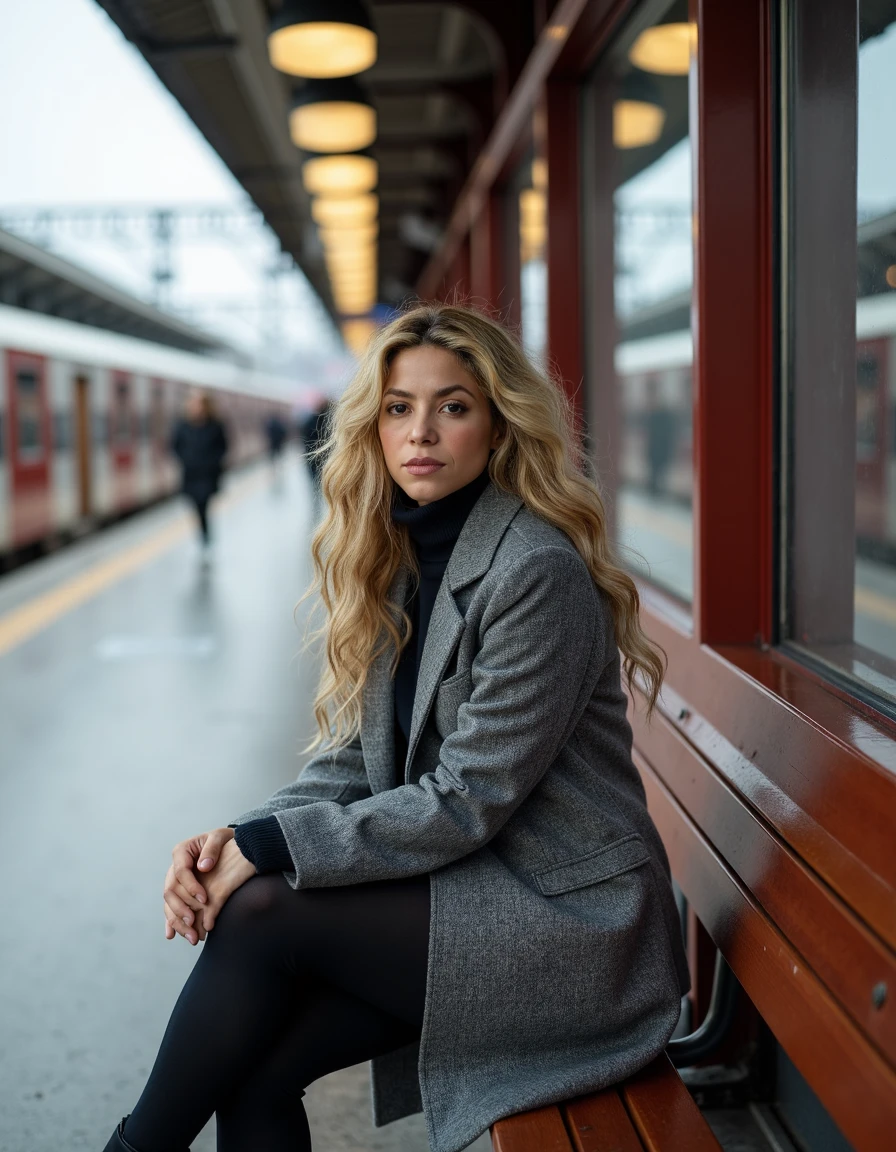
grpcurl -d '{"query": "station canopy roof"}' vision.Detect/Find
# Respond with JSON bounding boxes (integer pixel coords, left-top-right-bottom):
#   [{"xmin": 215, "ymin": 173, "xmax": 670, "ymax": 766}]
[
  {"xmin": 0, "ymin": 227, "xmax": 227, "ymax": 354},
  {"xmin": 93, "ymin": 1, "xmax": 525, "ymax": 319}
]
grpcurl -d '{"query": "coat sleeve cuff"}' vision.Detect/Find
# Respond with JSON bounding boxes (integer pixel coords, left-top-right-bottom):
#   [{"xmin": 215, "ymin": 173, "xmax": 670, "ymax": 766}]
[{"xmin": 233, "ymin": 816, "xmax": 293, "ymax": 874}]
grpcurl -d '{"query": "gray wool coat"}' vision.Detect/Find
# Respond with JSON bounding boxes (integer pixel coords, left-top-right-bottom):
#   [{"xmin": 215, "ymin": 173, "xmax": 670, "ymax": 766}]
[{"xmin": 234, "ymin": 482, "xmax": 690, "ymax": 1152}]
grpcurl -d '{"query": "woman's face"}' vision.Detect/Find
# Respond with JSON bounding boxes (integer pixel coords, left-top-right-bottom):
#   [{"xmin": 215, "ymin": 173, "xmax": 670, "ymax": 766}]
[{"xmin": 378, "ymin": 345, "xmax": 501, "ymax": 506}]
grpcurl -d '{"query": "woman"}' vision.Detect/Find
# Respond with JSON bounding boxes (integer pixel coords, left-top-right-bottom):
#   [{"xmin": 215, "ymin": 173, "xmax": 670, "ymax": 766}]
[
  {"xmin": 104, "ymin": 304, "xmax": 689, "ymax": 1152},
  {"xmin": 170, "ymin": 391, "xmax": 228, "ymax": 553}
]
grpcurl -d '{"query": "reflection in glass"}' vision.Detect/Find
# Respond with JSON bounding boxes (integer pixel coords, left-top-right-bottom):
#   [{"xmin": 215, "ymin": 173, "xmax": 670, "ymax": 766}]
[
  {"xmin": 852, "ymin": 6, "xmax": 896, "ymax": 683},
  {"xmin": 591, "ymin": 0, "xmax": 694, "ymax": 602},
  {"xmin": 518, "ymin": 157, "xmax": 547, "ymax": 366}
]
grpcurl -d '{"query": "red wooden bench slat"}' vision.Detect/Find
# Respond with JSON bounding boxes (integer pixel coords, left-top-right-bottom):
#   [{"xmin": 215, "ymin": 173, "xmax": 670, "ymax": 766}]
[
  {"xmin": 564, "ymin": 1088, "xmax": 645, "ymax": 1151},
  {"xmin": 639, "ymin": 758, "xmax": 896, "ymax": 1152},
  {"xmin": 621, "ymin": 1055, "xmax": 723, "ymax": 1152},
  {"xmin": 636, "ymin": 698, "xmax": 896, "ymax": 1066},
  {"xmin": 491, "ymin": 1105, "xmax": 573, "ymax": 1152}
]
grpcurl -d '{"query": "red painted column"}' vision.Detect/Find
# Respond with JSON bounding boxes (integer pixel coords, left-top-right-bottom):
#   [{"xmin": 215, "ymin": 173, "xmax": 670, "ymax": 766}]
[
  {"xmin": 546, "ymin": 78, "xmax": 584, "ymax": 429},
  {"xmin": 470, "ymin": 190, "xmax": 503, "ymax": 308},
  {"xmin": 692, "ymin": 0, "xmax": 774, "ymax": 645}
]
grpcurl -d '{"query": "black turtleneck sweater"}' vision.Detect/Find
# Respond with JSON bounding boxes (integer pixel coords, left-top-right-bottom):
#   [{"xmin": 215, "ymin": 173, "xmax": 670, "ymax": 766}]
[
  {"xmin": 390, "ymin": 468, "xmax": 490, "ymax": 782},
  {"xmin": 234, "ymin": 469, "xmax": 490, "ymax": 874}
]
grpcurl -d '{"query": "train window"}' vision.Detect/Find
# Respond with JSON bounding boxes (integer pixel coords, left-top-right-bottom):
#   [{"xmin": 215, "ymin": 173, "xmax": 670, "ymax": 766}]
[
  {"xmin": 113, "ymin": 378, "xmax": 132, "ymax": 444},
  {"xmin": 582, "ymin": 0, "xmax": 694, "ymax": 604},
  {"xmin": 782, "ymin": 0, "xmax": 896, "ymax": 704},
  {"xmin": 150, "ymin": 383, "xmax": 167, "ymax": 444},
  {"xmin": 53, "ymin": 413, "xmax": 71, "ymax": 452},
  {"xmin": 16, "ymin": 368, "xmax": 45, "ymax": 461},
  {"xmin": 93, "ymin": 411, "xmax": 108, "ymax": 447}
]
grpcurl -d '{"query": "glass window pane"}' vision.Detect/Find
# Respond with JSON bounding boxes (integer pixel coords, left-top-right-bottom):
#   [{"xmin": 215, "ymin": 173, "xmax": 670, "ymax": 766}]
[
  {"xmin": 855, "ymin": 7, "xmax": 896, "ymax": 682},
  {"xmin": 585, "ymin": 0, "xmax": 694, "ymax": 603},
  {"xmin": 784, "ymin": 0, "xmax": 896, "ymax": 705},
  {"xmin": 114, "ymin": 378, "xmax": 132, "ymax": 444},
  {"xmin": 16, "ymin": 369, "xmax": 44, "ymax": 460}
]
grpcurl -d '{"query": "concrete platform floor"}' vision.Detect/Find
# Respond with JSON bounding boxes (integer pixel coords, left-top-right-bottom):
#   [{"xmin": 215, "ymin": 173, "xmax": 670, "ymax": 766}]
[{"xmin": 0, "ymin": 455, "xmax": 489, "ymax": 1151}]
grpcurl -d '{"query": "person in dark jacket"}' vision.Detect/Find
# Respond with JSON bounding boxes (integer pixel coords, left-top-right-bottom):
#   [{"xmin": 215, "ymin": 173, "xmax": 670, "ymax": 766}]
[
  {"xmin": 299, "ymin": 397, "xmax": 332, "ymax": 490},
  {"xmin": 298, "ymin": 396, "xmax": 332, "ymax": 518},
  {"xmin": 264, "ymin": 412, "xmax": 288, "ymax": 479},
  {"xmin": 170, "ymin": 391, "xmax": 228, "ymax": 551}
]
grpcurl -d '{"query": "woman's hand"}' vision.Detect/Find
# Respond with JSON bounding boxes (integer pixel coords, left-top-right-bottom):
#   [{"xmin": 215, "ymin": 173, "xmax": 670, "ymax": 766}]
[
  {"xmin": 199, "ymin": 838, "xmax": 257, "ymax": 933},
  {"xmin": 163, "ymin": 827, "xmax": 235, "ymax": 946}
]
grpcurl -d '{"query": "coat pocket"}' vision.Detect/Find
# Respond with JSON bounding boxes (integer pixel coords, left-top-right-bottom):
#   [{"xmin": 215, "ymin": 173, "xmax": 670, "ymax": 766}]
[
  {"xmin": 434, "ymin": 669, "xmax": 473, "ymax": 738},
  {"xmin": 533, "ymin": 833, "xmax": 650, "ymax": 896}
]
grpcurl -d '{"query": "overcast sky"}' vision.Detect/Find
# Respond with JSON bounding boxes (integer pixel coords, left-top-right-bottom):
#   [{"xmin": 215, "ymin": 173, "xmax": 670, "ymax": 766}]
[{"xmin": 0, "ymin": 0, "xmax": 343, "ymax": 369}]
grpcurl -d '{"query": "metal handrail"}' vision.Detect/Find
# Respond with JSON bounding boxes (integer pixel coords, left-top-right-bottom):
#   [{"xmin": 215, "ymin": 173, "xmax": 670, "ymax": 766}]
[{"xmin": 667, "ymin": 951, "xmax": 739, "ymax": 1067}]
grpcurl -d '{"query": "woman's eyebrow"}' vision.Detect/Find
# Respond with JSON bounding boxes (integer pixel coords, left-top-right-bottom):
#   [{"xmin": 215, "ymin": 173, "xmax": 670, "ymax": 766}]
[{"xmin": 383, "ymin": 384, "xmax": 476, "ymax": 399}]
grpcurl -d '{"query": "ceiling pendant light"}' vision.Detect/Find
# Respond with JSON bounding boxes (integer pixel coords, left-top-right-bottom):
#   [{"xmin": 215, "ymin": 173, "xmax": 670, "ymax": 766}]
[
  {"xmin": 289, "ymin": 79, "xmax": 376, "ymax": 153},
  {"xmin": 303, "ymin": 152, "xmax": 378, "ymax": 196},
  {"xmin": 319, "ymin": 222, "xmax": 379, "ymax": 249},
  {"xmin": 613, "ymin": 100, "xmax": 666, "ymax": 148},
  {"xmin": 312, "ymin": 194, "xmax": 378, "ymax": 228},
  {"xmin": 629, "ymin": 22, "xmax": 696, "ymax": 76},
  {"xmin": 613, "ymin": 69, "xmax": 666, "ymax": 149},
  {"xmin": 342, "ymin": 318, "xmax": 376, "ymax": 354},
  {"xmin": 268, "ymin": 0, "xmax": 377, "ymax": 78}
]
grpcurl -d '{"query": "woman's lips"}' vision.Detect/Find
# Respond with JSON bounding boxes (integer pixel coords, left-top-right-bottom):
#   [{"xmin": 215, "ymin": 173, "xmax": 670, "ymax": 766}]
[{"xmin": 404, "ymin": 461, "xmax": 445, "ymax": 476}]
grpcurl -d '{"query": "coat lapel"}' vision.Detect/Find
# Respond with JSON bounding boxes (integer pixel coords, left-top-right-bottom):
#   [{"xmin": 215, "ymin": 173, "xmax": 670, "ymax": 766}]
[
  {"xmin": 361, "ymin": 566, "xmax": 407, "ymax": 795},
  {"xmin": 362, "ymin": 483, "xmax": 523, "ymax": 788},
  {"xmin": 404, "ymin": 482, "xmax": 523, "ymax": 777},
  {"xmin": 405, "ymin": 579, "xmax": 465, "ymax": 778}
]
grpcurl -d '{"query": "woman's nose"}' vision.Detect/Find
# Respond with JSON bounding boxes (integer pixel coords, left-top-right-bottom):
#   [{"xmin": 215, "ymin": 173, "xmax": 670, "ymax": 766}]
[{"xmin": 409, "ymin": 416, "xmax": 437, "ymax": 444}]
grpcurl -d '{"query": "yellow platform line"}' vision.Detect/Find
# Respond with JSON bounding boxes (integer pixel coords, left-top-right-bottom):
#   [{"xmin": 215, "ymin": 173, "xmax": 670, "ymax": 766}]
[{"xmin": 0, "ymin": 470, "xmax": 265, "ymax": 658}]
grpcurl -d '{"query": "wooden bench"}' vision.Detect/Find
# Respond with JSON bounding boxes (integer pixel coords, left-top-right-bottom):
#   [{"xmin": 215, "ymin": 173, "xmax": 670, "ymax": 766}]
[
  {"xmin": 491, "ymin": 1053, "xmax": 723, "ymax": 1151},
  {"xmin": 493, "ymin": 659, "xmax": 896, "ymax": 1152}
]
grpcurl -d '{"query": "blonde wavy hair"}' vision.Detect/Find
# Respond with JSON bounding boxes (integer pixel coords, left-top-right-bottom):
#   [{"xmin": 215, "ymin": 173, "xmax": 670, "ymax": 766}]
[{"xmin": 308, "ymin": 302, "xmax": 665, "ymax": 747}]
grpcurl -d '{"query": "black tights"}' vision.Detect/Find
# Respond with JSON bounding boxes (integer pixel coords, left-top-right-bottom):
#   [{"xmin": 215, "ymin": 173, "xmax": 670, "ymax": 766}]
[
  {"xmin": 190, "ymin": 495, "xmax": 210, "ymax": 543},
  {"xmin": 123, "ymin": 873, "xmax": 430, "ymax": 1152}
]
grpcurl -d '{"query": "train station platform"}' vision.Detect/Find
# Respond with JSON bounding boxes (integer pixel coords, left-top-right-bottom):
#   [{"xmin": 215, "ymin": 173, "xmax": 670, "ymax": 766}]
[{"xmin": 0, "ymin": 454, "xmax": 488, "ymax": 1151}]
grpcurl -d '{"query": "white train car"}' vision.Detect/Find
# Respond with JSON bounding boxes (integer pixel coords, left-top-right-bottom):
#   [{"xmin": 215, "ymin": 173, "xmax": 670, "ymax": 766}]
[{"xmin": 0, "ymin": 305, "xmax": 294, "ymax": 558}]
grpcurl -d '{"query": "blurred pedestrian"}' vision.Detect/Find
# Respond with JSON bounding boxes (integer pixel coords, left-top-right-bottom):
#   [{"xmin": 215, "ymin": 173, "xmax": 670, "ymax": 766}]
[
  {"xmin": 299, "ymin": 396, "xmax": 331, "ymax": 511},
  {"xmin": 170, "ymin": 391, "xmax": 228, "ymax": 557},
  {"xmin": 264, "ymin": 411, "xmax": 288, "ymax": 480}
]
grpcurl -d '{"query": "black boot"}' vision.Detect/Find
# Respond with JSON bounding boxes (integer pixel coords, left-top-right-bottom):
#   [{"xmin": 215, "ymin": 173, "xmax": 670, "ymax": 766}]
[{"xmin": 102, "ymin": 1116, "xmax": 189, "ymax": 1152}]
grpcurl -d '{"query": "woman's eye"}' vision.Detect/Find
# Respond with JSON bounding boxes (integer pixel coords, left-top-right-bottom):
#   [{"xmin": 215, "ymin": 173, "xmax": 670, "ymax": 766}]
[
  {"xmin": 388, "ymin": 403, "xmax": 408, "ymax": 415},
  {"xmin": 443, "ymin": 402, "xmax": 467, "ymax": 414}
]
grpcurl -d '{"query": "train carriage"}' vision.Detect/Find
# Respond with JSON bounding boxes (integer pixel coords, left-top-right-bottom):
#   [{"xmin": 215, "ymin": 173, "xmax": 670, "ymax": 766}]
[{"xmin": 0, "ymin": 304, "xmax": 293, "ymax": 561}]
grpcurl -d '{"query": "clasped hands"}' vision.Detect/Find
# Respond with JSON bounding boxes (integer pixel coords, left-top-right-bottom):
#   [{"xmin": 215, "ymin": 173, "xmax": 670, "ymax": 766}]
[{"xmin": 163, "ymin": 827, "xmax": 257, "ymax": 946}]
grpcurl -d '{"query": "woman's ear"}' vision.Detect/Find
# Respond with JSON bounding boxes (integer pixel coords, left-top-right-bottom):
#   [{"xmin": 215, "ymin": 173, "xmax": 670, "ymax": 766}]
[{"xmin": 490, "ymin": 416, "xmax": 505, "ymax": 450}]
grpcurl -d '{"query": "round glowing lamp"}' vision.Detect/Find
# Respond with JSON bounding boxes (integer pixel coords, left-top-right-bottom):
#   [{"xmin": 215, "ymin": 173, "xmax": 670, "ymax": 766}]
[
  {"xmin": 613, "ymin": 69, "xmax": 666, "ymax": 149},
  {"xmin": 329, "ymin": 269, "xmax": 377, "ymax": 293},
  {"xmin": 342, "ymin": 319, "xmax": 376, "ymax": 353},
  {"xmin": 319, "ymin": 223, "xmax": 379, "ymax": 249},
  {"xmin": 629, "ymin": 22, "xmax": 696, "ymax": 76},
  {"xmin": 268, "ymin": 0, "xmax": 377, "ymax": 78},
  {"xmin": 613, "ymin": 100, "xmax": 666, "ymax": 148},
  {"xmin": 289, "ymin": 79, "xmax": 376, "ymax": 152},
  {"xmin": 334, "ymin": 288, "xmax": 376, "ymax": 310},
  {"xmin": 312, "ymin": 194, "xmax": 378, "ymax": 228},
  {"xmin": 303, "ymin": 153, "xmax": 377, "ymax": 196},
  {"xmin": 329, "ymin": 259, "xmax": 377, "ymax": 277},
  {"xmin": 326, "ymin": 244, "xmax": 376, "ymax": 269}
]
